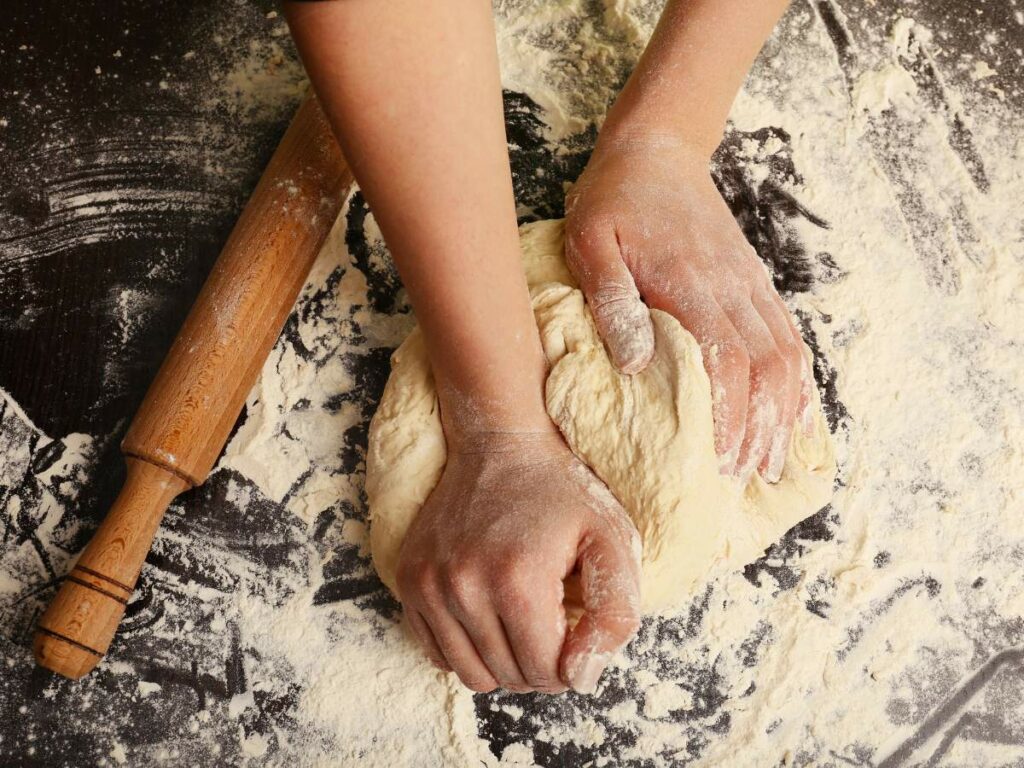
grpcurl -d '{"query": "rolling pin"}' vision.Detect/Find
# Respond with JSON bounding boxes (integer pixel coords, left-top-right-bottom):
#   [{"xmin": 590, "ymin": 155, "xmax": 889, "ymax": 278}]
[{"xmin": 33, "ymin": 93, "xmax": 354, "ymax": 679}]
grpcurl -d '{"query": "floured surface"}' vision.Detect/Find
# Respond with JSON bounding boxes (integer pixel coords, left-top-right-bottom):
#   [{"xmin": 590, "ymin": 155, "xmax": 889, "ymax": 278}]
[{"xmin": 2, "ymin": 1, "xmax": 1024, "ymax": 766}]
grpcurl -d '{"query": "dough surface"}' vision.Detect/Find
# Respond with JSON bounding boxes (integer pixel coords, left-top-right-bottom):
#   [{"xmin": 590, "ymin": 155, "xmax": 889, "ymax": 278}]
[{"xmin": 366, "ymin": 219, "xmax": 836, "ymax": 610}]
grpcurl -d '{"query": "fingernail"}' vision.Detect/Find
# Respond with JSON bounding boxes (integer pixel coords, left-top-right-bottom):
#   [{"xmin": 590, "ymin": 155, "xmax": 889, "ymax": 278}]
[
  {"xmin": 569, "ymin": 652, "xmax": 610, "ymax": 695},
  {"xmin": 605, "ymin": 299, "xmax": 654, "ymax": 375}
]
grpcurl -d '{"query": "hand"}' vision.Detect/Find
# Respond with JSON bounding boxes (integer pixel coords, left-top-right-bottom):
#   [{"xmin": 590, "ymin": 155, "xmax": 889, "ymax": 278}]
[
  {"xmin": 564, "ymin": 137, "xmax": 811, "ymax": 481},
  {"xmin": 396, "ymin": 430, "xmax": 642, "ymax": 695}
]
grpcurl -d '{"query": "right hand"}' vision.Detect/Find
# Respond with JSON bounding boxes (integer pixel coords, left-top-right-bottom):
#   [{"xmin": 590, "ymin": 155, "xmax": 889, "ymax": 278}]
[
  {"xmin": 395, "ymin": 430, "xmax": 642, "ymax": 695},
  {"xmin": 564, "ymin": 138, "xmax": 812, "ymax": 481}
]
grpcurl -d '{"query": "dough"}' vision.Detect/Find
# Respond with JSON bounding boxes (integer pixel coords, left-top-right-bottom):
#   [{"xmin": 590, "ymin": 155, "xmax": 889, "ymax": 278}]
[{"xmin": 366, "ymin": 219, "xmax": 836, "ymax": 610}]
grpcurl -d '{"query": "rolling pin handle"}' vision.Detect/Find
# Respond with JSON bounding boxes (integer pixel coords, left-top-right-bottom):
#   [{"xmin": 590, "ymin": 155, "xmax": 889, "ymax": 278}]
[
  {"xmin": 33, "ymin": 93, "xmax": 353, "ymax": 679},
  {"xmin": 33, "ymin": 458, "xmax": 189, "ymax": 678}
]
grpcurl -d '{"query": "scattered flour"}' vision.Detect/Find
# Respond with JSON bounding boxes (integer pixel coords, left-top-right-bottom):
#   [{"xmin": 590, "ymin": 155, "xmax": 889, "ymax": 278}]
[
  {"xmin": 2, "ymin": 1, "xmax": 1023, "ymax": 766},
  {"xmin": 208, "ymin": 6, "xmax": 1024, "ymax": 762},
  {"xmin": 212, "ymin": 5, "xmax": 1024, "ymax": 764},
  {"xmin": 0, "ymin": 389, "xmax": 96, "ymax": 605}
]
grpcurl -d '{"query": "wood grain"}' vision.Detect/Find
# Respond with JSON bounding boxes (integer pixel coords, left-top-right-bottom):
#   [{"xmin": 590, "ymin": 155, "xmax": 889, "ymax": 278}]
[{"xmin": 34, "ymin": 93, "xmax": 355, "ymax": 679}]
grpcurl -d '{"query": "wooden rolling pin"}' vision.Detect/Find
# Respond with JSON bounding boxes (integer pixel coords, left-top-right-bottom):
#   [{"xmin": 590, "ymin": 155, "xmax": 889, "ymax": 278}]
[{"xmin": 34, "ymin": 93, "xmax": 354, "ymax": 679}]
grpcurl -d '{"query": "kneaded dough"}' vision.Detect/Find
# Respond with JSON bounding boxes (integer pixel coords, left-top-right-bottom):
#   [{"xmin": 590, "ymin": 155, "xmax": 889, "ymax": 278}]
[{"xmin": 366, "ymin": 219, "xmax": 836, "ymax": 610}]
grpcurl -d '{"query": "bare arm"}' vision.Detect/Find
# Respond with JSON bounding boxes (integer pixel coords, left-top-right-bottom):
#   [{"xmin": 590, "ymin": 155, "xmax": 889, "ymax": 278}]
[
  {"xmin": 284, "ymin": 0, "xmax": 641, "ymax": 696},
  {"xmin": 602, "ymin": 0, "xmax": 791, "ymax": 155},
  {"xmin": 567, "ymin": 0, "xmax": 810, "ymax": 482},
  {"xmin": 285, "ymin": 0, "xmax": 547, "ymax": 441}
]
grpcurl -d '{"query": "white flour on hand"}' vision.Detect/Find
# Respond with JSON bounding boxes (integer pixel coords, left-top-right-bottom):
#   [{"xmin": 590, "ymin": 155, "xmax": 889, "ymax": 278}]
[
  {"xmin": 365, "ymin": 219, "xmax": 835, "ymax": 612},
  {"xmin": 3, "ymin": 1, "xmax": 1023, "ymax": 765},
  {"xmin": 210, "ymin": 5, "xmax": 1024, "ymax": 764}
]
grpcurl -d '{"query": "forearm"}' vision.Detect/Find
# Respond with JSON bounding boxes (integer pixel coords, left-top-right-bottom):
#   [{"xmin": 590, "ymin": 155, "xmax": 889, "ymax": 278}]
[
  {"xmin": 284, "ymin": 0, "xmax": 551, "ymax": 441},
  {"xmin": 600, "ymin": 0, "xmax": 790, "ymax": 157}
]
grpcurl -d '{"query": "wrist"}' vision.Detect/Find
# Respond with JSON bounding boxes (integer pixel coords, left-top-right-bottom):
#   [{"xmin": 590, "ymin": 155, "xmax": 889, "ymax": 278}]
[
  {"xmin": 444, "ymin": 425, "xmax": 565, "ymax": 459},
  {"xmin": 434, "ymin": 355, "xmax": 557, "ymax": 450},
  {"xmin": 596, "ymin": 100, "xmax": 722, "ymax": 165},
  {"xmin": 586, "ymin": 123, "xmax": 716, "ymax": 181}
]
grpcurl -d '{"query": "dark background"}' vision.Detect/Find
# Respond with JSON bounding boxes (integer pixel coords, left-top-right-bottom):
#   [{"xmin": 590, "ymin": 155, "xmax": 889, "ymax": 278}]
[
  {"xmin": 1, "ymin": 1, "xmax": 1022, "ymax": 766},
  {"xmin": 2, "ymin": 0, "xmax": 1021, "ymax": 441}
]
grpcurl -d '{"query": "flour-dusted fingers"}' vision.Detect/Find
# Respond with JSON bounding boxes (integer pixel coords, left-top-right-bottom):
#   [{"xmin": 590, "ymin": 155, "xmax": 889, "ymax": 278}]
[
  {"xmin": 406, "ymin": 608, "xmax": 451, "ymax": 672},
  {"xmin": 751, "ymin": 287, "xmax": 805, "ymax": 480},
  {"xmin": 446, "ymin": 583, "xmax": 531, "ymax": 692},
  {"xmin": 422, "ymin": 605, "xmax": 499, "ymax": 693},
  {"xmin": 769, "ymin": 285, "xmax": 814, "ymax": 420},
  {"xmin": 719, "ymin": 297, "xmax": 789, "ymax": 480},
  {"xmin": 651, "ymin": 291, "xmax": 749, "ymax": 473},
  {"xmin": 564, "ymin": 222, "xmax": 655, "ymax": 376},
  {"xmin": 391, "ymin": 433, "xmax": 645, "ymax": 697},
  {"xmin": 495, "ymin": 578, "xmax": 568, "ymax": 694},
  {"xmin": 397, "ymin": 560, "xmax": 498, "ymax": 692},
  {"xmin": 797, "ymin": 346, "xmax": 817, "ymax": 432},
  {"xmin": 768, "ymin": 296, "xmax": 816, "ymax": 432},
  {"xmin": 559, "ymin": 524, "xmax": 641, "ymax": 695},
  {"xmin": 769, "ymin": 293, "xmax": 816, "ymax": 429}
]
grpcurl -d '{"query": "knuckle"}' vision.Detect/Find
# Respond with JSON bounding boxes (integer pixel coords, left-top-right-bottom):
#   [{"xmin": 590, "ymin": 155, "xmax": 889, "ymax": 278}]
[
  {"xmin": 590, "ymin": 297, "xmax": 647, "ymax": 345},
  {"xmin": 779, "ymin": 335, "xmax": 802, "ymax": 366},
  {"xmin": 780, "ymin": 354, "xmax": 803, "ymax": 393},
  {"xmin": 492, "ymin": 563, "xmax": 535, "ymax": 612},
  {"xmin": 751, "ymin": 348, "xmax": 787, "ymax": 383},
  {"xmin": 440, "ymin": 563, "xmax": 479, "ymax": 612},
  {"xmin": 566, "ymin": 220, "xmax": 614, "ymax": 262},
  {"xmin": 780, "ymin": 338, "xmax": 804, "ymax": 380},
  {"xmin": 565, "ymin": 228, "xmax": 594, "ymax": 262},
  {"xmin": 396, "ymin": 560, "xmax": 435, "ymax": 601},
  {"xmin": 462, "ymin": 676, "xmax": 498, "ymax": 693},
  {"xmin": 709, "ymin": 338, "xmax": 750, "ymax": 386},
  {"xmin": 564, "ymin": 249, "xmax": 591, "ymax": 286},
  {"xmin": 564, "ymin": 234, "xmax": 584, "ymax": 271},
  {"xmin": 588, "ymin": 281, "xmax": 636, "ymax": 313}
]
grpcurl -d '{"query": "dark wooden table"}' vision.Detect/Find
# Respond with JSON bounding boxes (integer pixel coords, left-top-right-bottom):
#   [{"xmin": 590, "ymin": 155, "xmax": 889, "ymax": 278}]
[{"xmin": 2, "ymin": 1, "xmax": 1021, "ymax": 766}]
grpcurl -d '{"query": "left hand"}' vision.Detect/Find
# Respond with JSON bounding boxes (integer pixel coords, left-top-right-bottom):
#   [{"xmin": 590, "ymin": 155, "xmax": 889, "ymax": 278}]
[
  {"xmin": 564, "ymin": 136, "xmax": 811, "ymax": 482},
  {"xmin": 396, "ymin": 430, "xmax": 642, "ymax": 695}
]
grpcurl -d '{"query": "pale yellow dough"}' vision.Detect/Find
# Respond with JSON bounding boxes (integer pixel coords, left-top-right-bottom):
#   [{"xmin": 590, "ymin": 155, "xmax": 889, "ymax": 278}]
[{"xmin": 366, "ymin": 219, "xmax": 836, "ymax": 610}]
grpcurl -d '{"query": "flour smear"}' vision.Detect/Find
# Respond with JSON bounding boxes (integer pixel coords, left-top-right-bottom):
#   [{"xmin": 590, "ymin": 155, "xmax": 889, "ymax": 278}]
[{"xmin": 2, "ymin": 1, "xmax": 1023, "ymax": 766}]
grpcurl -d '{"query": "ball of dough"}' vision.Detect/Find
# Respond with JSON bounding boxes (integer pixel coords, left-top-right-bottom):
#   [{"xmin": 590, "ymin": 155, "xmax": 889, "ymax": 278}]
[{"xmin": 366, "ymin": 219, "xmax": 836, "ymax": 610}]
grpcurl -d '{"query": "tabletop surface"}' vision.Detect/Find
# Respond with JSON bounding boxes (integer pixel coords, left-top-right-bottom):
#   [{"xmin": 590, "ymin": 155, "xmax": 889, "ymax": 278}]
[{"xmin": 2, "ymin": 1, "xmax": 1023, "ymax": 766}]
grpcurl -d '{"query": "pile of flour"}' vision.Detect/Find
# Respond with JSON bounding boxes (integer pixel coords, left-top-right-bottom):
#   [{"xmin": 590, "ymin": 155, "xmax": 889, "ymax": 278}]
[{"xmin": 3, "ymin": 0, "xmax": 1023, "ymax": 765}]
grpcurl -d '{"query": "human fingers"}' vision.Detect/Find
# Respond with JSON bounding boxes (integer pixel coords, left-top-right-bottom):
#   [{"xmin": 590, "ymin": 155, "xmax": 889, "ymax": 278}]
[
  {"xmin": 398, "ymin": 562, "xmax": 498, "ymax": 693},
  {"xmin": 494, "ymin": 571, "xmax": 569, "ymax": 694},
  {"xmin": 771, "ymin": 296, "xmax": 817, "ymax": 430},
  {"xmin": 719, "ymin": 297, "xmax": 790, "ymax": 481},
  {"xmin": 445, "ymin": 571, "xmax": 532, "ymax": 692},
  {"xmin": 751, "ymin": 287, "xmax": 805, "ymax": 480},
  {"xmin": 564, "ymin": 222, "xmax": 655, "ymax": 375},
  {"xmin": 406, "ymin": 608, "xmax": 451, "ymax": 672},
  {"xmin": 559, "ymin": 524, "xmax": 641, "ymax": 695},
  {"xmin": 650, "ymin": 289, "xmax": 749, "ymax": 473}
]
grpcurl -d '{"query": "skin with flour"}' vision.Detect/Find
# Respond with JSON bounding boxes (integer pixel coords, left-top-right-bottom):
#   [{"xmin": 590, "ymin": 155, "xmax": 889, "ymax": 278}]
[{"xmin": 283, "ymin": 0, "xmax": 806, "ymax": 695}]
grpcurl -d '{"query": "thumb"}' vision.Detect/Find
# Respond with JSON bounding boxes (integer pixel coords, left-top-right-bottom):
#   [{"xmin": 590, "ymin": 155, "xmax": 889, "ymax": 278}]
[
  {"xmin": 565, "ymin": 227, "xmax": 655, "ymax": 375},
  {"xmin": 559, "ymin": 525, "xmax": 642, "ymax": 695}
]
